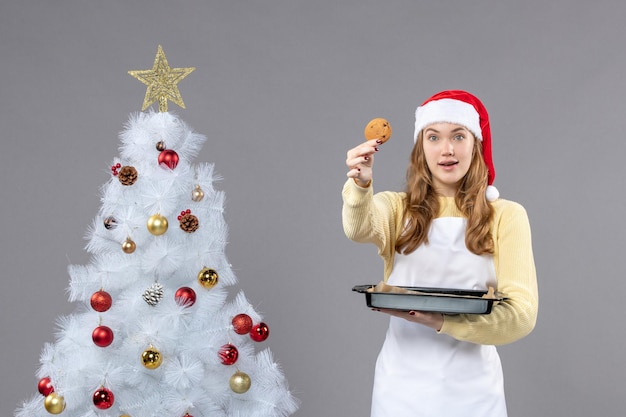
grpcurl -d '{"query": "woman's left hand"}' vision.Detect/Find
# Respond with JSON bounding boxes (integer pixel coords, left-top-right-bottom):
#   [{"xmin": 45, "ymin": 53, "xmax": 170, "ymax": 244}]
[{"xmin": 374, "ymin": 308, "xmax": 444, "ymax": 331}]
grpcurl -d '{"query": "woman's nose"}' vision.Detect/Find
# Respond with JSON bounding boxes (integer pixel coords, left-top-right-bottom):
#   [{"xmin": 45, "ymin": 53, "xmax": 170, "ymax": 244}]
[{"xmin": 442, "ymin": 140, "xmax": 454, "ymax": 155}]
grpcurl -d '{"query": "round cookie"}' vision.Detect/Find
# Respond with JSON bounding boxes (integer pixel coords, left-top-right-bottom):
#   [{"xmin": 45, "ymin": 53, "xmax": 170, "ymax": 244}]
[{"xmin": 364, "ymin": 118, "xmax": 392, "ymax": 143}]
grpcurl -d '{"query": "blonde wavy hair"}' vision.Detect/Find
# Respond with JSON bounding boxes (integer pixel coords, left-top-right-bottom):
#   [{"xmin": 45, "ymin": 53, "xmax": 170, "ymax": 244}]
[{"xmin": 395, "ymin": 130, "xmax": 494, "ymax": 256}]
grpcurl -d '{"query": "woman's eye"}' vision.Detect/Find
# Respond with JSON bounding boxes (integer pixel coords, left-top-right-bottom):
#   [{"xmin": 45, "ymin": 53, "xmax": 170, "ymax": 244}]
[
  {"xmin": 428, "ymin": 135, "xmax": 438, "ymax": 141},
  {"xmin": 454, "ymin": 135, "xmax": 464, "ymax": 141}
]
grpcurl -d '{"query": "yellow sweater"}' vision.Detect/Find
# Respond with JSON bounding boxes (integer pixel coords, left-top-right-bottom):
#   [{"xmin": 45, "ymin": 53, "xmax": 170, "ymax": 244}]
[{"xmin": 342, "ymin": 179, "xmax": 538, "ymax": 346}]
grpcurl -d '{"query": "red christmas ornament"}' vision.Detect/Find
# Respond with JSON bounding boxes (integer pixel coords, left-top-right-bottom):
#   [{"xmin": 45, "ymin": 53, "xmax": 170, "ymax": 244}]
[
  {"xmin": 175, "ymin": 287, "xmax": 196, "ymax": 307},
  {"xmin": 92, "ymin": 325, "xmax": 114, "ymax": 347},
  {"xmin": 250, "ymin": 322, "xmax": 270, "ymax": 342},
  {"xmin": 218, "ymin": 343, "xmax": 239, "ymax": 365},
  {"xmin": 93, "ymin": 387, "xmax": 115, "ymax": 409},
  {"xmin": 177, "ymin": 209, "xmax": 192, "ymax": 220},
  {"xmin": 110, "ymin": 162, "xmax": 121, "ymax": 176},
  {"xmin": 37, "ymin": 376, "xmax": 54, "ymax": 396},
  {"xmin": 232, "ymin": 314, "xmax": 253, "ymax": 335},
  {"xmin": 90, "ymin": 290, "xmax": 112, "ymax": 312},
  {"xmin": 158, "ymin": 149, "xmax": 179, "ymax": 169}
]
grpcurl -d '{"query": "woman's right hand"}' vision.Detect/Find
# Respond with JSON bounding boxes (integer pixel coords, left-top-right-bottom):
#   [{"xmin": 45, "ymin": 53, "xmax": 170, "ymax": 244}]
[{"xmin": 346, "ymin": 139, "xmax": 382, "ymax": 187}]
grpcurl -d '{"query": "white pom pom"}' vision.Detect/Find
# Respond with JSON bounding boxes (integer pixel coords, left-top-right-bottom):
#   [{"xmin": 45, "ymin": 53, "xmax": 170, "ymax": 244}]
[{"xmin": 486, "ymin": 185, "xmax": 499, "ymax": 201}]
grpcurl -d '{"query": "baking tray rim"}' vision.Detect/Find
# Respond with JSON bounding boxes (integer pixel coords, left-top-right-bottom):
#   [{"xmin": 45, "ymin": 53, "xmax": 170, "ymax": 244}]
[{"xmin": 352, "ymin": 284, "xmax": 505, "ymax": 314}]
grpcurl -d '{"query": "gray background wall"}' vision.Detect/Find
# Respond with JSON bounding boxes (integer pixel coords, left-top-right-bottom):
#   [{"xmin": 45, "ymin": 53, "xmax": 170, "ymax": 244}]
[{"xmin": 1, "ymin": 1, "xmax": 624, "ymax": 416}]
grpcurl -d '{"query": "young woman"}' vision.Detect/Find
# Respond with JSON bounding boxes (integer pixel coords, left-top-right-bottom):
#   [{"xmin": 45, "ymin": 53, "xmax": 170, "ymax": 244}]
[{"xmin": 343, "ymin": 90, "xmax": 538, "ymax": 417}]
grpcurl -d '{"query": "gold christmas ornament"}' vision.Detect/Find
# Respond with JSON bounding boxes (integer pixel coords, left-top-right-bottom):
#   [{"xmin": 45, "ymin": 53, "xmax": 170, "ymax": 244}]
[
  {"xmin": 156, "ymin": 140, "xmax": 166, "ymax": 151},
  {"xmin": 141, "ymin": 346, "xmax": 163, "ymax": 369},
  {"xmin": 147, "ymin": 213, "xmax": 168, "ymax": 235},
  {"xmin": 229, "ymin": 371, "xmax": 251, "ymax": 394},
  {"xmin": 122, "ymin": 237, "xmax": 136, "ymax": 254},
  {"xmin": 44, "ymin": 392, "xmax": 66, "ymax": 414},
  {"xmin": 191, "ymin": 184, "xmax": 205, "ymax": 202},
  {"xmin": 197, "ymin": 267, "xmax": 219, "ymax": 289},
  {"xmin": 128, "ymin": 45, "xmax": 195, "ymax": 112}
]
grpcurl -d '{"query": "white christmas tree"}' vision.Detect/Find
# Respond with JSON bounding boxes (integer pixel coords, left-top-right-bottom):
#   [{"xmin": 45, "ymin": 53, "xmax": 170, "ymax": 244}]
[{"xmin": 15, "ymin": 46, "xmax": 298, "ymax": 417}]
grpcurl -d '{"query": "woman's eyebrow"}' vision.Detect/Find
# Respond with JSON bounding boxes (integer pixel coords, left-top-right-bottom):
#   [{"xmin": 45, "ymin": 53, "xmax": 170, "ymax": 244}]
[{"xmin": 424, "ymin": 127, "xmax": 468, "ymax": 134}]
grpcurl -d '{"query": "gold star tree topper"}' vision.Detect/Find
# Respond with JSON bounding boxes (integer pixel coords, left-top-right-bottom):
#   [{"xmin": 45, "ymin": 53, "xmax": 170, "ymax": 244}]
[{"xmin": 128, "ymin": 45, "xmax": 195, "ymax": 112}]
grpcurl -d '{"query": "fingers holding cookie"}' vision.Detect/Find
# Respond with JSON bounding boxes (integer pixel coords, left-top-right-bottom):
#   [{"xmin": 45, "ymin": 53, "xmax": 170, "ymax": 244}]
[
  {"xmin": 345, "ymin": 118, "xmax": 392, "ymax": 186},
  {"xmin": 346, "ymin": 139, "xmax": 380, "ymax": 185}
]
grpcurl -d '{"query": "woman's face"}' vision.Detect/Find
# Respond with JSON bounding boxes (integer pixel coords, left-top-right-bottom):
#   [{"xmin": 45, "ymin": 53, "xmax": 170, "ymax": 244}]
[{"xmin": 422, "ymin": 122, "xmax": 475, "ymax": 197}]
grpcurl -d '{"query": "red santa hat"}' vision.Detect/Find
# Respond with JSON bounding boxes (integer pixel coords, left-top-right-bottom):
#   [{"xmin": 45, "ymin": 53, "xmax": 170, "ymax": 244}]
[{"xmin": 414, "ymin": 90, "xmax": 499, "ymax": 201}]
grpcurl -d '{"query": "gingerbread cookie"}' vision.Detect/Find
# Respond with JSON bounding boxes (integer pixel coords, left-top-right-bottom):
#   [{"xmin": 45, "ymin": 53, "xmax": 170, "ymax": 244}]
[{"xmin": 364, "ymin": 118, "xmax": 392, "ymax": 143}]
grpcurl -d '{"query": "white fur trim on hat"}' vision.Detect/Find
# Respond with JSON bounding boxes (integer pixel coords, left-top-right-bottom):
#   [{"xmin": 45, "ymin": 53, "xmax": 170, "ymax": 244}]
[
  {"xmin": 414, "ymin": 98, "xmax": 482, "ymax": 142},
  {"xmin": 486, "ymin": 185, "xmax": 499, "ymax": 201}
]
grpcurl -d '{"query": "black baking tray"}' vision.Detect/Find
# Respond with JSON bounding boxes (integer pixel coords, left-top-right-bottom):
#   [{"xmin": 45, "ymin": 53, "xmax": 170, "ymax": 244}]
[{"xmin": 352, "ymin": 284, "xmax": 503, "ymax": 314}]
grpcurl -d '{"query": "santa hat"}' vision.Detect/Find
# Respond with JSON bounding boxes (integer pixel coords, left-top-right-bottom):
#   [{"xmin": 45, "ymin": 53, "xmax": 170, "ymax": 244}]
[{"xmin": 414, "ymin": 90, "xmax": 499, "ymax": 201}]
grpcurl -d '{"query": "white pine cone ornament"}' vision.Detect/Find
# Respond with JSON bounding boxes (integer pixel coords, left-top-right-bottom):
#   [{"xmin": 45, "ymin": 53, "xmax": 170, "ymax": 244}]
[{"xmin": 143, "ymin": 283, "xmax": 164, "ymax": 306}]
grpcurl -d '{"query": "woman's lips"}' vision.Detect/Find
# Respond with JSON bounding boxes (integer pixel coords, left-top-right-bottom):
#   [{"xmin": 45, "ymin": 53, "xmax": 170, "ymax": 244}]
[{"xmin": 438, "ymin": 160, "xmax": 458, "ymax": 167}]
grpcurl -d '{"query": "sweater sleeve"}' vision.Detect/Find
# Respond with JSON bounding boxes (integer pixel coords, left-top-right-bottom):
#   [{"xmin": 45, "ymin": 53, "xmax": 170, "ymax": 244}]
[
  {"xmin": 439, "ymin": 200, "xmax": 539, "ymax": 345},
  {"xmin": 341, "ymin": 179, "xmax": 402, "ymax": 277}
]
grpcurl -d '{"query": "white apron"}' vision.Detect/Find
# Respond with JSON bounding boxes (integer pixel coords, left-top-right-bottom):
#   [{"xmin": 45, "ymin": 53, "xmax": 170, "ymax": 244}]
[{"xmin": 371, "ymin": 217, "xmax": 507, "ymax": 417}]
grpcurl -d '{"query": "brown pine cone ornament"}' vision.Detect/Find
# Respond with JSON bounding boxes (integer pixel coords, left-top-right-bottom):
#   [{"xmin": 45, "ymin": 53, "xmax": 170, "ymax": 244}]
[
  {"xmin": 178, "ymin": 209, "xmax": 199, "ymax": 233},
  {"xmin": 118, "ymin": 166, "xmax": 138, "ymax": 186}
]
